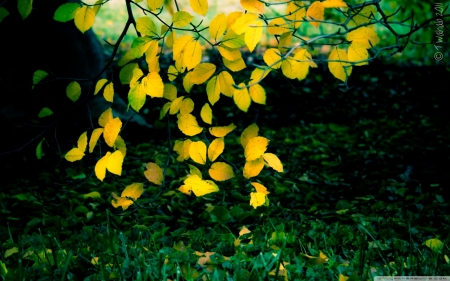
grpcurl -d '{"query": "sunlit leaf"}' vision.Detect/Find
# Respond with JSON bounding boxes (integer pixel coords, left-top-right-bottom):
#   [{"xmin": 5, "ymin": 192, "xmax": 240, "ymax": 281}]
[
  {"xmin": 423, "ymin": 238, "xmax": 444, "ymax": 253},
  {"xmin": 180, "ymin": 98, "xmax": 195, "ymax": 115},
  {"xmin": 178, "ymin": 114, "xmax": 203, "ymax": 136},
  {"xmin": 221, "ymin": 30, "xmax": 246, "ymax": 48},
  {"xmin": 190, "ymin": 63, "xmax": 216, "ymax": 84},
  {"xmin": 144, "ymin": 162, "xmax": 164, "ymax": 185},
  {"xmin": 240, "ymin": 123, "xmax": 259, "ymax": 148},
  {"xmin": 240, "ymin": 0, "xmax": 264, "ymax": 14},
  {"xmin": 350, "ymin": 5, "xmax": 377, "ymax": 26},
  {"xmin": 142, "ymin": 72, "xmax": 164, "ymax": 97},
  {"xmin": 263, "ymin": 48, "xmax": 282, "ymax": 69},
  {"xmin": 111, "ymin": 183, "xmax": 144, "ymax": 210},
  {"xmin": 172, "ymin": 11, "xmax": 194, "ymax": 28},
  {"xmin": 94, "ymin": 79, "xmax": 108, "ymax": 95},
  {"xmin": 200, "ymin": 103, "xmax": 213, "ymax": 124},
  {"xmin": 306, "ymin": 1, "xmax": 324, "ymax": 27},
  {"xmin": 267, "ymin": 18, "xmax": 290, "ymax": 35},
  {"xmin": 293, "ymin": 49, "xmax": 312, "ymax": 81},
  {"xmin": 233, "ymin": 83, "xmax": 251, "ymax": 112},
  {"xmin": 74, "ymin": 6, "xmax": 95, "ymax": 33},
  {"xmin": 209, "ymin": 123, "xmax": 236, "ymax": 137},
  {"xmin": 209, "ymin": 162, "xmax": 235, "ymax": 181},
  {"xmin": 183, "ymin": 72, "xmax": 194, "ymax": 93},
  {"xmin": 346, "ymin": 26, "xmax": 380, "ymax": 49},
  {"xmin": 245, "ymin": 19, "xmax": 263, "ymax": 52},
  {"xmin": 321, "ymin": 0, "xmax": 347, "ymax": 8},
  {"xmin": 174, "ymin": 139, "xmax": 192, "ymax": 161},
  {"xmin": 89, "ymin": 128, "xmax": 104, "ymax": 153},
  {"xmin": 249, "ymin": 84, "xmax": 266, "ymax": 104},
  {"xmin": 206, "ymin": 76, "xmax": 220, "ymax": 105},
  {"xmin": 163, "ymin": 83, "xmax": 177, "ymax": 101},
  {"xmin": 190, "ymin": 0, "xmax": 208, "ymax": 16},
  {"xmin": 328, "ymin": 48, "xmax": 352, "ymax": 82},
  {"xmin": 281, "ymin": 57, "xmax": 300, "ymax": 79},
  {"xmin": 170, "ymin": 96, "xmax": 184, "ymax": 115},
  {"xmin": 189, "ymin": 141, "xmax": 207, "ymax": 165},
  {"xmin": 54, "ymin": 2, "xmax": 80, "ymax": 22},
  {"xmin": 245, "ymin": 136, "xmax": 269, "ymax": 161},
  {"xmin": 136, "ymin": 16, "xmax": 158, "ymax": 36},
  {"xmin": 243, "ymin": 156, "xmax": 264, "ymax": 178},
  {"xmin": 95, "ymin": 152, "xmax": 111, "ymax": 181},
  {"xmin": 226, "ymin": 11, "xmax": 243, "ymax": 28},
  {"xmin": 348, "ymin": 42, "xmax": 369, "ymax": 66},
  {"xmin": 103, "ymin": 82, "xmax": 114, "ymax": 102},
  {"xmin": 38, "ymin": 107, "xmax": 53, "ymax": 118},
  {"xmin": 77, "ymin": 131, "xmax": 88, "ymax": 152},
  {"xmin": 99, "ymin": 108, "xmax": 113, "ymax": 128},
  {"xmin": 217, "ymin": 71, "xmax": 235, "ymax": 97},
  {"xmin": 184, "ymin": 174, "xmax": 219, "ymax": 196},
  {"xmin": 128, "ymin": 84, "xmax": 146, "ymax": 112},
  {"xmin": 119, "ymin": 63, "xmax": 138, "ymax": 84},
  {"xmin": 209, "ymin": 13, "xmax": 227, "ymax": 40},
  {"xmin": 189, "ymin": 164, "xmax": 202, "ymax": 178},
  {"xmin": 286, "ymin": 2, "xmax": 305, "ymax": 29},
  {"xmin": 250, "ymin": 191, "xmax": 266, "ymax": 208},
  {"xmin": 223, "ymin": 57, "xmax": 246, "ymax": 72},
  {"xmin": 232, "ymin": 13, "xmax": 259, "ymax": 35},
  {"xmin": 183, "ymin": 39, "xmax": 202, "ymax": 70},
  {"xmin": 65, "ymin": 147, "xmax": 85, "ymax": 162},
  {"xmin": 147, "ymin": 0, "xmax": 163, "ymax": 11},
  {"xmin": 66, "ymin": 81, "xmax": 81, "ymax": 102},
  {"xmin": 263, "ymin": 153, "xmax": 283, "ymax": 172},
  {"xmin": 208, "ymin": 137, "xmax": 224, "ymax": 162},
  {"xmin": 106, "ymin": 150, "xmax": 124, "ymax": 176},
  {"xmin": 217, "ymin": 46, "xmax": 242, "ymax": 61},
  {"xmin": 250, "ymin": 67, "xmax": 271, "ymax": 83},
  {"xmin": 179, "ymin": 185, "xmax": 192, "ymax": 195},
  {"xmin": 103, "ymin": 117, "xmax": 122, "ymax": 147}
]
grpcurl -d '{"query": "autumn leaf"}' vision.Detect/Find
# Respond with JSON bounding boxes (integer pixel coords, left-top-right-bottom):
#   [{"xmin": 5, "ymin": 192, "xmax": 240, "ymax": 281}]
[
  {"xmin": 136, "ymin": 16, "xmax": 158, "ymax": 36},
  {"xmin": 306, "ymin": 1, "xmax": 324, "ymax": 28},
  {"xmin": 281, "ymin": 57, "xmax": 300, "ymax": 79},
  {"xmin": 98, "ymin": 108, "xmax": 113, "ymax": 127},
  {"xmin": 348, "ymin": 42, "xmax": 369, "ymax": 66},
  {"xmin": 206, "ymin": 76, "xmax": 220, "ymax": 105},
  {"xmin": 346, "ymin": 26, "xmax": 380, "ymax": 49},
  {"xmin": 190, "ymin": 0, "xmax": 208, "ymax": 16},
  {"xmin": 262, "ymin": 153, "xmax": 283, "ymax": 172},
  {"xmin": 321, "ymin": 0, "xmax": 347, "ymax": 8},
  {"xmin": 190, "ymin": 63, "xmax": 216, "ymax": 84},
  {"xmin": 141, "ymin": 72, "xmax": 164, "ymax": 97},
  {"xmin": 263, "ymin": 48, "xmax": 282, "ymax": 69},
  {"xmin": 240, "ymin": 0, "xmax": 264, "ymax": 14},
  {"xmin": 103, "ymin": 82, "xmax": 114, "ymax": 102},
  {"xmin": 208, "ymin": 137, "xmax": 224, "ymax": 162},
  {"xmin": 115, "ymin": 135, "xmax": 127, "ymax": 157},
  {"xmin": 232, "ymin": 13, "xmax": 259, "ymax": 35},
  {"xmin": 200, "ymin": 103, "xmax": 213, "ymax": 124},
  {"xmin": 111, "ymin": 183, "xmax": 144, "ymax": 210},
  {"xmin": 94, "ymin": 78, "xmax": 108, "ymax": 95},
  {"xmin": 144, "ymin": 162, "xmax": 164, "ymax": 185},
  {"xmin": 218, "ymin": 46, "xmax": 242, "ymax": 61},
  {"xmin": 245, "ymin": 136, "xmax": 269, "ymax": 161},
  {"xmin": 128, "ymin": 84, "xmax": 146, "ymax": 112},
  {"xmin": 163, "ymin": 83, "xmax": 177, "ymax": 101},
  {"xmin": 183, "ymin": 72, "xmax": 194, "ymax": 93},
  {"xmin": 223, "ymin": 57, "xmax": 246, "ymax": 72},
  {"xmin": 77, "ymin": 131, "xmax": 88, "ymax": 152},
  {"xmin": 245, "ymin": 19, "xmax": 263, "ymax": 53},
  {"xmin": 293, "ymin": 49, "xmax": 312, "ymax": 81},
  {"xmin": 103, "ymin": 117, "xmax": 122, "ymax": 147},
  {"xmin": 350, "ymin": 5, "xmax": 377, "ymax": 26},
  {"xmin": 183, "ymin": 39, "xmax": 202, "ymax": 70},
  {"xmin": 249, "ymin": 84, "xmax": 266, "ymax": 104},
  {"xmin": 234, "ymin": 83, "xmax": 251, "ymax": 112},
  {"xmin": 217, "ymin": 71, "xmax": 235, "ymax": 97},
  {"xmin": 106, "ymin": 150, "xmax": 124, "ymax": 176},
  {"xmin": 170, "ymin": 96, "xmax": 185, "ymax": 114},
  {"xmin": 180, "ymin": 98, "xmax": 195, "ymax": 115},
  {"xmin": 267, "ymin": 18, "xmax": 290, "ymax": 35},
  {"xmin": 328, "ymin": 48, "xmax": 352, "ymax": 82},
  {"xmin": 240, "ymin": 123, "xmax": 259, "ymax": 148},
  {"xmin": 66, "ymin": 81, "xmax": 81, "ymax": 102},
  {"xmin": 65, "ymin": 148, "xmax": 85, "ymax": 162},
  {"xmin": 209, "ymin": 162, "xmax": 235, "ymax": 181},
  {"xmin": 173, "ymin": 139, "xmax": 192, "ymax": 161},
  {"xmin": 250, "ymin": 191, "xmax": 266, "ymax": 208},
  {"xmin": 209, "ymin": 13, "xmax": 227, "ymax": 40},
  {"xmin": 172, "ymin": 11, "xmax": 194, "ymax": 28},
  {"xmin": 74, "ymin": 6, "xmax": 95, "ymax": 33},
  {"xmin": 243, "ymin": 156, "xmax": 264, "ymax": 178},
  {"xmin": 286, "ymin": 2, "xmax": 306, "ymax": 29},
  {"xmin": 189, "ymin": 164, "xmax": 202, "ymax": 178},
  {"xmin": 209, "ymin": 123, "xmax": 236, "ymax": 137},
  {"xmin": 189, "ymin": 141, "xmax": 207, "ymax": 164},
  {"xmin": 184, "ymin": 174, "xmax": 219, "ymax": 196},
  {"xmin": 147, "ymin": 0, "xmax": 163, "ymax": 11},
  {"xmin": 95, "ymin": 152, "xmax": 110, "ymax": 181},
  {"xmin": 250, "ymin": 67, "xmax": 271, "ymax": 83},
  {"xmin": 178, "ymin": 113, "xmax": 203, "ymax": 136}
]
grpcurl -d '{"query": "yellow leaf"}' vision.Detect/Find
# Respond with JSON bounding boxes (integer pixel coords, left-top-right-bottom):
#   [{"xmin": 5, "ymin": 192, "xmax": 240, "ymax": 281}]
[
  {"xmin": 201, "ymin": 103, "xmax": 213, "ymax": 124},
  {"xmin": 286, "ymin": 3, "xmax": 306, "ymax": 29},
  {"xmin": 183, "ymin": 39, "xmax": 202, "ymax": 70},
  {"xmin": 99, "ymin": 108, "xmax": 113, "ymax": 127},
  {"xmin": 136, "ymin": 16, "xmax": 158, "ymax": 36},
  {"xmin": 103, "ymin": 117, "xmax": 122, "ymax": 147},
  {"xmin": 240, "ymin": 0, "xmax": 264, "ymax": 14},
  {"xmin": 306, "ymin": 1, "xmax": 324, "ymax": 28},
  {"xmin": 184, "ymin": 174, "xmax": 219, "ymax": 196},
  {"xmin": 122, "ymin": 183, "xmax": 144, "ymax": 199},
  {"xmin": 223, "ymin": 57, "xmax": 246, "ymax": 72},
  {"xmin": 183, "ymin": 72, "xmax": 194, "ymax": 93},
  {"xmin": 423, "ymin": 238, "xmax": 444, "ymax": 253},
  {"xmin": 128, "ymin": 84, "xmax": 146, "ymax": 112},
  {"xmin": 160, "ymin": 102, "xmax": 171, "ymax": 119},
  {"xmin": 142, "ymin": 72, "xmax": 164, "ymax": 97},
  {"xmin": 173, "ymin": 35, "xmax": 193, "ymax": 61},
  {"xmin": 321, "ymin": 0, "xmax": 347, "ymax": 8},
  {"xmin": 251, "ymin": 182, "xmax": 269, "ymax": 194},
  {"xmin": 208, "ymin": 137, "xmax": 224, "ymax": 162},
  {"xmin": 170, "ymin": 96, "xmax": 185, "ymax": 115},
  {"xmin": 65, "ymin": 147, "xmax": 85, "ymax": 162},
  {"xmin": 106, "ymin": 150, "xmax": 124, "ymax": 176},
  {"xmin": 234, "ymin": 83, "xmax": 251, "ymax": 112},
  {"xmin": 66, "ymin": 81, "xmax": 81, "ymax": 102},
  {"xmin": 339, "ymin": 274, "xmax": 350, "ymax": 281},
  {"xmin": 350, "ymin": 5, "xmax": 377, "ymax": 26},
  {"xmin": 144, "ymin": 162, "xmax": 164, "ymax": 185},
  {"xmin": 281, "ymin": 57, "xmax": 300, "ymax": 79},
  {"xmin": 209, "ymin": 13, "xmax": 227, "ymax": 40},
  {"xmin": 147, "ymin": 0, "xmax": 163, "ymax": 11},
  {"xmin": 263, "ymin": 48, "xmax": 282, "ymax": 69},
  {"xmin": 4, "ymin": 247, "xmax": 19, "ymax": 258},
  {"xmin": 165, "ymin": 30, "xmax": 176, "ymax": 48},
  {"xmin": 130, "ymin": 68, "xmax": 144, "ymax": 88},
  {"xmin": 118, "ymin": 51, "xmax": 135, "ymax": 67},
  {"xmin": 189, "ymin": 141, "xmax": 207, "ymax": 164},
  {"xmin": 267, "ymin": 18, "xmax": 290, "ymax": 35},
  {"xmin": 95, "ymin": 152, "xmax": 111, "ymax": 181},
  {"xmin": 221, "ymin": 29, "xmax": 246, "ymax": 48},
  {"xmin": 180, "ymin": 98, "xmax": 195, "ymax": 115},
  {"xmin": 217, "ymin": 71, "xmax": 235, "ymax": 97},
  {"xmin": 226, "ymin": 11, "xmax": 243, "ymax": 28},
  {"xmin": 77, "ymin": 131, "xmax": 88, "ymax": 152},
  {"xmin": 190, "ymin": 0, "xmax": 208, "ymax": 16},
  {"xmin": 179, "ymin": 185, "xmax": 192, "ymax": 195},
  {"xmin": 163, "ymin": 83, "xmax": 177, "ymax": 101},
  {"xmin": 209, "ymin": 162, "xmax": 235, "ymax": 181},
  {"xmin": 74, "ymin": 6, "xmax": 95, "ymax": 33},
  {"xmin": 328, "ymin": 48, "xmax": 352, "ymax": 82},
  {"xmin": 189, "ymin": 164, "xmax": 202, "ymax": 178},
  {"xmin": 94, "ymin": 79, "xmax": 108, "ymax": 95},
  {"xmin": 103, "ymin": 82, "xmax": 114, "ymax": 102},
  {"xmin": 174, "ymin": 139, "xmax": 192, "ymax": 161},
  {"xmin": 209, "ymin": 123, "xmax": 236, "ymax": 137},
  {"xmin": 18, "ymin": 0, "xmax": 33, "ymax": 19},
  {"xmin": 177, "ymin": 114, "xmax": 203, "ymax": 136},
  {"xmin": 243, "ymin": 156, "xmax": 264, "ymax": 178},
  {"xmin": 111, "ymin": 192, "xmax": 133, "ymax": 210},
  {"xmin": 250, "ymin": 191, "xmax": 266, "ymax": 208},
  {"xmin": 293, "ymin": 49, "xmax": 311, "ymax": 80},
  {"xmin": 241, "ymin": 123, "xmax": 259, "ymax": 148},
  {"xmin": 278, "ymin": 32, "xmax": 292, "ymax": 53},
  {"xmin": 145, "ymin": 40, "xmax": 159, "ymax": 66},
  {"xmin": 249, "ymin": 84, "xmax": 266, "ymax": 104},
  {"xmin": 114, "ymin": 135, "xmax": 126, "ymax": 157},
  {"xmin": 206, "ymin": 75, "xmax": 220, "ymax": 105},
  {"xmin": 245, "ymin": 19, "xmax": 263, "ymax": 52},
  {"xmin": 348, "ymin": 42, "xmax": 369, "ymax": 66},
  {"xmin": 245, "ymin": 136, "xmax": 269, "ymax": 161},
  {"xmin": 346, "ymin": 27, "xmax": 380, "ymax": 49},
  {"xmin": 250, "ymin": 67, "xmax": 271, "ymax": 83},
  {"xmin": 172, "ymin": 11, "xmax": 194, "ymax": 28},
  {"xmin": 263, "ymin": 153, "xmax": 283, "ymax": 172},
  {"xmin": 190, "ymin": 63, "xmax": 216, "ymax": 85},
  {"xmin": 217, "ymin": 46, "xmax": 242, "ymax": 61},
  {"xmin": 119, "ymin": 63, "xmax": 138, "ymax": 84},
  {"xmin": 232, "ymin": 13, "xmax": 259, "ymax": 35}
]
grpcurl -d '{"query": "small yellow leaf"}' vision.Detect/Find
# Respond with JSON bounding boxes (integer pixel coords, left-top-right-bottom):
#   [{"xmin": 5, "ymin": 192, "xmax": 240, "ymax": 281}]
[
  {"xmin": 180, "ymin": 98, "xmax": 195, "ymax": 115},
  {"xmin": 321, "ymin": 0, "xmax": 347, "ymax": 8},
  {"xmin": 74, "ymin": 6, "xmax": 95, "ymax": 33},
  {"xmin": 183, "ymin": 72, "xmax": 194, "ymax": 93},
  {"xmin": 144, "ymin": 162, "xmax": 164, "ymax": 185},
  {"xmin": 183, "ymin": 39, "xmax": 202, "ymax": 70},
  {"xmin": 241, "ymin": 123, "xmax": 259, "ymax": 148},
  {"xmin": 160, "ymin": 102, "xmax": 171, "ymax": 120},
  {"xmin": 190, "ymin": 0, "xmax": 208, "ymax": 16},
  {"xmin": 239, "ymin": 226, "xmax": 251, "ymax": 236},
  {"xmin": 293, "ymin": 49, "xmax": 312, "ymax": 81},
  {"xmin": 121, "ymin": 183, "xmax": 144, "ymax": 199},
  {"xmin": 189, "ymin": 164, "xmax": 202, "ymax": 178},
  {"xmin": 217, "ymin": 46, "xmax": 242, "ymax": 61},
  {"xmin": 209, "ymin": 162, "xmax": 235, "ymax": 181},
  {"xmin": 77, "ymin": 131, "xmax": 88, "ymax": 152},
  {"xmin": 232, "ymin": 13, "xmax": 259, "ymax": 35},
  {"xmin": 163, "ymin": 83, "xmax": 177, "ymax": 101},
  {"xmin": 262, "ymin": 153, "xmax": 283, "ymax": 172},
  {"xmin": 103, "ymin": 117, "xmax": 122, "ymax": 147},
  {"xmin": 128, "ymin": 84, "xmax": 146, "ymax": 112},
  {"xmin": 142, "ymin": 72, "xmax": 164, "ymax": 97},
  {"xmin": 250, "ymin": 67, "xmax": 271, "ymax": 83},
  {"xmin": 350, "ymin": 5, "xmax": 377, "ymax": 26},
  {"xmin": 250, "ymin": 191, "xmax": 266, "ymax": 208},
  {"xmin": 145, "ymin": 40, "xmax": 159, "ymax": 67},
  {"xmin": 208, "ymin": 137, "xmax": 224, "ymax": 162},
  {"xmin": 245, "ymin": 19, "xmax": 263, "ymax": 52},
  {"xmin": 278, "ymin": 32, "xmax": 292, "ymax": 53},
  {"xmin": 103, "ymin": 82, "xmax": 114, "ymax": 102},
  {"xmin": 173, "ymin": 35, "xmax": 193, "ymax": 61},
  {"xmin": 243, "ymin": 156, "xmax": 264, "ymax": 178},
  {"xmin": 286, "ymin": 2, "xmax": 306, "ymax": 29},
  {"xmin": 147, "ymin": 0, "xmax": 163, "ymax": 11},
  {"xmin": 217, "ymin": 71, "xmax": 235, "ymax": 97},
  {"xmin": 267, "ymin": 18, "xmax": 290, "ymax": 35},
  {"xmin": 339, "ymin": 274, "xmax": 350, "ymax": 281},
  {"xmin": 65, "ymin": 147, "xmax": 85, "ymax": 162},
  {"xmin": 206, "ymin": 75, "xmax": 220, "ymax": 105},
  {"xmin": 189, "ymin": 141, "xmax": 207, "ymax": 165},
  {"xmin": 170, "ymin": 96, "xmax": 185, "ymax": 115},
  {"xmin": 190, "ymin": 63, "xmax": 216, "ymax": 85},
  {"xmin": 249, "ymin": 84, "xmax": 266, "ymax": 104},
  {"xmin": 172, "ymin": 11, "xmax": 194, "ymax": 28},
  {"xmin": 111, "ymin": 192, "xmax": 133, "ymax": 210},
  {"xmin": 66, "ymin": 81, "xmax": 81, "ymax": 102},
  {"xmin": 184, "ymin": 174, "xmax": 219, "ymax": 196},
  {"xmin": 200, "ymin": 103, "xmax": 213, "ymax": 124},
  {"xmin": 233, "ymin": 83, "xmax": 251, "ymax": 112},
  {"xmin": 306, "ymin": 1, "xmax": 324, "ymax": 28},
  {"xmin": 240, "ymin": 0, "xmax": 264, "ymax": 14},
  {"xmin": 177, "ymin": 114, "xmax": 203, "ymax": 136},
  {"xmin": 106, "ymin": 150, "xmax": 124, "ymax": 176},
  {"xmin": 281, "ymin": 57, "xmax": 300, "ymax": 79},
  {"xmin": 251, "ymin": 182, "xmax": 269, "ymax": 194},
  {"xmin": 223, "ymin": 57, "xmax": 246, "ymax": 72},
  {"xmin": 209, "ymin": 13, "xmax": 227, "ymax": 40},
  {"xmin": 348, "ymin": 42, "xmax": 369, "ymax": 66},
  {"xmin": 179, "ymin": 185, "xmax": 192, "ymax": 195},
  {"xmin": 98, "ymin": 108, "xmax": 113, "ymax": 128},
  {"xmin": 245, "ymin": 136, "xmax": 269, "ymax": 161},
  {"xmin": 173, "ymin": 139, "xmax": 192, "ymax": 161},
  {"xmin": 94, "ymin": 79, "xmax": 108, "ymax": 95},
  {"xmin": 226, "ymin": 11, "xmax": 243, "ymax": 28},
  {"xmin": 95, "ymin": 152, "xmax": 111, "ymax": 181},
  {"xmin": 263, "ymin": 48, "xmax": 282, "ymax": 69},
  {"xmin": 346, "ymin": 27, "xmax": 380, "ymax": 49},
  {"xmin": 328, "ymin": 48, "xmax": 352, "ymax": 82},
  {"xmin": 209, "ymin": 123, "xmax": 236, "ymax": 137}
]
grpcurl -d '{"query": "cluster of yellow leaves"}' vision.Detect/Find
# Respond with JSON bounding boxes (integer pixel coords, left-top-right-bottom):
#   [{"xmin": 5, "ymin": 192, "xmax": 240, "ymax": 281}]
[
  {"xmin": 64, "ymin": 108, "xmax": 126, "ymax": 182},
  {"xmin": 53, "ymin": 1, "xmax": 102, "ymax": 33},
  {"xmin": 111, "ymin": 183, "xmax": 144, "ymax": 211}
]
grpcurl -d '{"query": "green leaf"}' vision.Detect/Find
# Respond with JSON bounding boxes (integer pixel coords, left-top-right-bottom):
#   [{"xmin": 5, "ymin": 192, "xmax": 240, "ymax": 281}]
[
  {"xmin": 38, "ymin": 107, "xmax": 53, "ymax": 118},
  {"xmin": 136, "ymin": 16, "xmax": 158, "ymax": 36},
  {"xmin": 0, "ymin": 7, "xmax": 10, "ymax": 23},
  {"xmin": 36, "ymin": 138, "xmax": 45, "ymax": 159},
  {"xmin": 172, "ymin": 11, "xmax": 194, "ymax": 28},
  {"xmin": 18, "ymin": 0, "xmax": 33, "ymax": 19},
  {"xmin": 32, "ymin": 70, "xmax": 48, "ymax": 90},
  {"xmin": 53, "ymin": 3, "xmax": 80, "ymax": 22},
  {"xmin": 66, "ymin": 81, "xmax": 81, "ymax": 102},
  {"xmin": 209, "ymin": 206, "xmax": 231, "ymax": 223}
]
